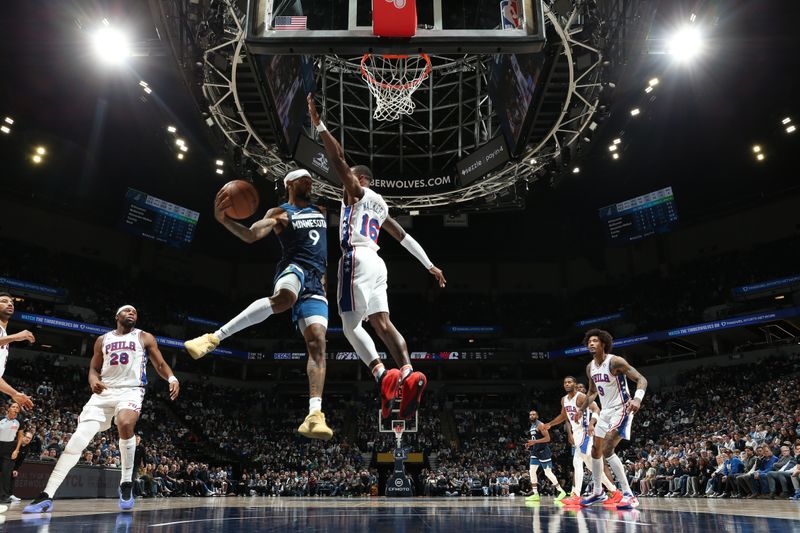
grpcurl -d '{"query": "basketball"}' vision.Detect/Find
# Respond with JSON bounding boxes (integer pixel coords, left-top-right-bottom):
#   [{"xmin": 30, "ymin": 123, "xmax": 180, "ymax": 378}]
[{"xmin": 220, "ymin": 180, "xmax": 259, "ymax": 219}]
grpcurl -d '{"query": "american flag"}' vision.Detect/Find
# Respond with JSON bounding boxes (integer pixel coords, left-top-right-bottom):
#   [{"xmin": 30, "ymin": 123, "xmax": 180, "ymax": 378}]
[{"xmin": 273, "ymin": 16, "xmax": 307, "ymax": 30}]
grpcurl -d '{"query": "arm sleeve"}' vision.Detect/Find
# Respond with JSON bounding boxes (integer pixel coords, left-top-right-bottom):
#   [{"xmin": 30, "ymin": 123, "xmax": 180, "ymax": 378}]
[{"xmin": 400, "ymin": 234, "xmax": 434, "ymax": 270}]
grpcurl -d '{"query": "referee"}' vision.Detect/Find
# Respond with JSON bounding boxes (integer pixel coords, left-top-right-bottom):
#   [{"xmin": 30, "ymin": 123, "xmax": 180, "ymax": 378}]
[{"xmin": 0, "ymin": 402, "xmax": 23, "ymax": 505}]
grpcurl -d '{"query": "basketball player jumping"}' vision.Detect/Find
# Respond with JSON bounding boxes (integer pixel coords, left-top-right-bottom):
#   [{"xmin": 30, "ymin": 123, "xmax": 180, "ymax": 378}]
[
  {"xmin": 0, "ymin": 291, "xmax": 35, "ymax": 410},
  {"xmin": 543, "ymin": 376, "xmax": 620, "ymax": 506},
  {"xmin": 24, "ymin": 305, "xmax": 180, "ymax": 513},
  {"xmin": 576, "ymin": 329, "xmax": 647, "ymax": 509},
  {"xmin": 184, "ymin": 171, "xmax": 333, "ymax": 440},
  {"xmin": 524, "ymin": 409, "xmax": 567, "ymax": 502},
  {"xmin": 307, "ymin": 94, "xmax": 445, "ymax": 420}
]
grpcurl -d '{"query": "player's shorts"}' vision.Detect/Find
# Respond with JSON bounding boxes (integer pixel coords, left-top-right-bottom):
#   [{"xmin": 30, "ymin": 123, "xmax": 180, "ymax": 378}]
[
  {"xmin": 274, "ymin": 263, "xmax": 329, "ymax": 333},
  {"xmin": 594, "ymin": 405, "xmax": 633, "ymax": 440},
  {"xmin": 337, "ymin": 247, "xmax": 389, "ymax": 318},
  {"xmin": 574, "ymin": 431, "xmax": 593, "ymax": 456},
  {"xmin": 78, "ymin": 387, "xmax": 146, "ymax": 431},
  {"xmin": 530, "ymin": 456, "xmax": 553, "ymax": 469}
]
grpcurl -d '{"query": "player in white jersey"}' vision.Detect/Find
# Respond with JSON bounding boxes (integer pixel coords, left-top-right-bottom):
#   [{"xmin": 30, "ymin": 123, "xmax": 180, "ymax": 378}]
[
  {"xmin": 576, "ymin": 329, "xmax": 647, "ymax": 509},
  {"xmin": 308, "ymin": 94, "xmax": 446, "ymax": 420},
  {"xmin": 23, "ymin": 305, "xmax": 180, "ymax": 514},
  {"xmin": 543, "ymin": 376, "xmax": 619, "ymax": 506},
  {"xmin": 0, "ymin": 291, "xmax": 34, "ymax": 410}
]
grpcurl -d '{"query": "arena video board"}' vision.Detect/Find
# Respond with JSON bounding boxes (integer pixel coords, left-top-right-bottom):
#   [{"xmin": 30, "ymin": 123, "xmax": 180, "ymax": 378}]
[
  {"xmin": 120, "ymin": 189, "xmax": 199, "ymax": 248},
  {"xmin": 598, "ymin": 186, "xmax": 679, "ymax": 244}
]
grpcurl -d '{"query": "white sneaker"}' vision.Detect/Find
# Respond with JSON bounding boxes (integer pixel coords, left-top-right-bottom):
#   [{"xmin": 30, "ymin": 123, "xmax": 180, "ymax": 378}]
[
  {"xmin": 9, "ymin": 496, "xmax": 20, "ymax": 502},
  {"xmin": 617, "ymin": 493, "xmax": 640, "ymax": 509},
  {"xmin": 0, "ymin": 504, "xmax": 7, "ymax": 514}
]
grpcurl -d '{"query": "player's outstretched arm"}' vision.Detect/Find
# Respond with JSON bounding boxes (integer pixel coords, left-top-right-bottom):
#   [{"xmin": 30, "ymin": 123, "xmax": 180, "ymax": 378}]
[
  {"xmin": 214, "ymin": 191, "xmax": 284, "ymax": 243},
  {"xmin": 0, "ymin": 329, "xmax": 35, "ymax": 347},
  {"xmin": 610, "ymin": 355, "xmax": 647, "ymax": 414},
  {"xmin": 88, "ymin": 336, "xmax": 107, "ymax": 395},
  {"xmin": 0, "ymin": 377, "xmax": 33, "ymax": 410},
  {"xmin": 307, "ymin": 93, "xmax": 364, "ymax": 200},
  {"xmin": 382, "ymin": 217, "xmax": 446, "ymax": 288},
  {"xmin": 143, "ymin": 332, "xmax": 180, "ymax": 401},
  {"xmin": 543, "ymin": 397, "xmax": 568, "ymax": 430}
]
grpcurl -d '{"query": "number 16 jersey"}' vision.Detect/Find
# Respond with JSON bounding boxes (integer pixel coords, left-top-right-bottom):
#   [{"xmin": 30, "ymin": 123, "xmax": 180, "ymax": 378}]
[{"xmin": 340, "ymin": 188, "xmax": 389, "ymax": 253}]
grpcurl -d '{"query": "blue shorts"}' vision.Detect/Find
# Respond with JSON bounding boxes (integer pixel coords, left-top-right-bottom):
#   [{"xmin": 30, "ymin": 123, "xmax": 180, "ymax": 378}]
[
  {"xmin": 530, "ymin": 457, "xmax": 552, "ymax": 469},
  {"xmin": 274, "ymin": 264, "xmax": 328, "ymax": 327}
]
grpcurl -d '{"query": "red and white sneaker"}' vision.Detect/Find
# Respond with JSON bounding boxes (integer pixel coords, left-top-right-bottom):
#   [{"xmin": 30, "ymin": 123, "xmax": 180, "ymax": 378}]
[
  {"xmin": 379, "ymin": 368, "xmax": 402, "ymax": 419},
  {"xmin": 605, "ymin": 490, "xmax": 623, "ymax": 505},
  {"xmin": 560, "ymin": 494, "xmax": 582, "ymax": 506},
  {"xmin": 399, "ymin": 371, "xmax": 427, "ymax": 419},
  {"xmin": 616, "ymin": 493, "xmax": 640, "ymax": 510}
]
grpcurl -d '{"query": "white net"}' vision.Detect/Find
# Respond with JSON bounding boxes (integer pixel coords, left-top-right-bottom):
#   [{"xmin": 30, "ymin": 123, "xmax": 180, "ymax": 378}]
[{"xmin": 361, "ymin": 53, "xmax": 431, "ymax": 121}]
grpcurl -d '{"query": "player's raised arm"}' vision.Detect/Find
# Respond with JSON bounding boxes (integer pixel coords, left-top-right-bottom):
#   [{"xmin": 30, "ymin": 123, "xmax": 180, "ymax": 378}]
[
  {"xmin": 214, "ymin": 191, "xmax": 284, "ymax": 244},
  {"xmin": 543, "ymin": 397, "xmax": 568, "ymax": 430},
  {"xmin": 142, "ymin": 332, "xmax": 180, "ymax": 401},
  {"xmin": 307, "ymin": 93, "xmax": 364, "ymax": 200},
  {"xmin": 88, "ymin": 335, "xmax": 107, "ymax": 395},
  {"xmin": 610, "ymin": 355, "xmax": 647, "ymax": 414},
  {"xmin": 382, "ymin": 217, "xmax": 446, "ymax": 288}
]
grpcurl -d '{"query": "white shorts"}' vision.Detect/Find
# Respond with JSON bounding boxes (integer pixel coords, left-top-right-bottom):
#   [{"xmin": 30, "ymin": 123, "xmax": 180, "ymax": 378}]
[
  {"xmin": 574, "ymin": 431, "xmax": 593, "ymax": 457},
  {"xmin": 79, "ymin": 387, "xmax": 145, "ymax": 431},
  {"xmin": 338, "ymin": 247, "xmax": 389, "ymax": 318},
  {"xmin": 594, "ymin": 406, "xmax": 633, "ymax": 440}
]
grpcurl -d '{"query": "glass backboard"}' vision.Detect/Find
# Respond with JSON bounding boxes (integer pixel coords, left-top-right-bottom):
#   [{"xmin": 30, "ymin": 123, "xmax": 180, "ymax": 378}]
[{"xmin": 247, "ymin": 0, "xmax": 545, "ymax": 54}]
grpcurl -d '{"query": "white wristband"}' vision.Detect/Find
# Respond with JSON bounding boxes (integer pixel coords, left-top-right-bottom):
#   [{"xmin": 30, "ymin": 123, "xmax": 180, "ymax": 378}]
[
  {"xmin": 591, "ymin": 411, "xmax": 599, "ymax": 421},
  {"xmin": 168, "ymin": 376, "xmax": 179, "ymax": 384},
  {"xmin": 316, "ymin": 121, "xmax": 327, "ymax": 133},
  {"xmin": 634, "ymin": 389, "xmax": 645, "ymax": 401},
  {"xmin": 400, "ymin": 234, "xmax": 434, "ymax": 270}
]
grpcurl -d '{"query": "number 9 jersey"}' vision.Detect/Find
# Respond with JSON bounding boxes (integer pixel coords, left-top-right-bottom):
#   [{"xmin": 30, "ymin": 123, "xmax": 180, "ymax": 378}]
[
  {"xmin": 101, "ymin": 329, "xmax": 148, "ymax": 388},
  {"xmin": 340, "ymin": 188, "xmax": 389, "ymax": 252}
]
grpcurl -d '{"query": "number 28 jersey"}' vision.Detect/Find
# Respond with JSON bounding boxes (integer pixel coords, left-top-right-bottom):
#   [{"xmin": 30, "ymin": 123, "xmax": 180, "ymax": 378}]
[
  {"xmin": 101, "ymin": 329, "xmax": 148, "ymax": 388},
  {"xmin": 340, "ymin": 188, "xmax": 389, "ymax": 253}
]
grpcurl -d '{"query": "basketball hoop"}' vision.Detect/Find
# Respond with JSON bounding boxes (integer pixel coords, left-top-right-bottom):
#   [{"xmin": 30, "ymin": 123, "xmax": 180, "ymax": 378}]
[
  {"xmin": 392, "ymin": 421, "xmax": 405, "ymax": 447},
  {"xmin": 361, "ymin": 53, "xmax": 431, "ymax": 121}
]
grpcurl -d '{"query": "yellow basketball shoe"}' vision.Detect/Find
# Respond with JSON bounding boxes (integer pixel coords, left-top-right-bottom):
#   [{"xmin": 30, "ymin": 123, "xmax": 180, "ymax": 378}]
[
  {"xmin": 184, "ymin": 333, "xmax": 220, "ymax": 360},
  {"xmin": 298, "ymin": 411, "xmax": 334, "ymax": 441}
]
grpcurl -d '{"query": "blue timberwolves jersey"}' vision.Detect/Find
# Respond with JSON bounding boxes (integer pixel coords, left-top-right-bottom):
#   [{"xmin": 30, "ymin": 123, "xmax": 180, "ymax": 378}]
[
  {"xmin": 529, "ymin": 420, "xmax": 552, "ymax": 459},
  {"xmin": 276, "ymin": 203, "xmax": 327, "ymax": 275}
]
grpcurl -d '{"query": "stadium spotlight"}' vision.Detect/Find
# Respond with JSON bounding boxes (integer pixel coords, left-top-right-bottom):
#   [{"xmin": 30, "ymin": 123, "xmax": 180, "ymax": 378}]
[
  {"xmin": 179, "ymin": 145, "xmax": 188, "ymax": 152},
  {"xmin": 751, "ymin": 145, "xmax": 761, "ymax": 153},
  {"xmin": 572, "ymin": 166, "xmax": 581, "ymax": 174},
  {"xmin": 143, "ymin": 86, "xmax": 152, "ymax": 95},
  {"xmin": 35, "ymin": 146, "xmax": 46, "ymax": 156},
  {"xmin": 0, "ymin": 125, "xmax": 9, "ymax": 134},
  {"xmin": 613, "ymin": 138, "xmax": 622, "ymax": 145},
  {"xmin": 3, "ymin": 117, "xmax": 13, "ymax": 125},
  {"xmin": 215, "ymin": 159, "xmax": 224, "ymax": 167},
  {"xmin": 608, "ymin": 144, "xmax": 618, "ymax": 152},
  {"xmin": 648, "ymin": 78, "xmax": 660, "ymax": 87},
  {"xmin": 175, "ymin": 138, "xmax": 186, "ymax": 147},
  {"xmin": 177, "ymin": 153, "xmax": 185, "ymax": 160},
  {"xmin": 91, "ymin": 25, "xmax": 131, "ymax": 65},
  {"xmin": 215, "ymin": 168, "xmax": 224, "ymax": 175},
  {"xmin": 667, "ymin": 25, "xmax": 704, "ymax": 63},
  {"xmin": 630, "ymin": 108, "xmax": 640, "ymax": 116},
  {"xmin": 756, "ymin": 153, "xmax": 765, "ymax": 161},
  {"xmin": 782, "ymin": 117, "xmax": 792, "ymax": 125},
  {"xmin": 32, "ymin": 154, "xmax": 43, "ymax": 164},
  {"xmin": 787, "ymin": 125, "xmax": 796, "ymax": 134},
  {"xmin": 645, "ymin": 86, "xmax": 654, "ymax": 94},
  {"xmin": 167, "ymin": 125, "xmax": 177, "ymax": 133},
  {"xmin": 612, "ymin": 153, "xmax": 620, "ymax": 160}
]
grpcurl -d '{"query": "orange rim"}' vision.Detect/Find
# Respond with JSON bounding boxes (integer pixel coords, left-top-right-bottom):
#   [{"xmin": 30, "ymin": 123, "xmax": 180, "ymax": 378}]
[{"xmin": 361, "ymin": 53, "xmax": 432, "ymax": 90}]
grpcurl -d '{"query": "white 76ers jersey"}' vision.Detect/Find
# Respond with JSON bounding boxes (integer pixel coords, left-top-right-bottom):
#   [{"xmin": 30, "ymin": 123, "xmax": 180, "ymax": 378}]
[
  {"xmin": 564, "ymin": 392, "xmax": 590, "ymax": 442},
  {"xmin": 340, "ymin": 188, "xmax": 389, "ymax": 252},
  {"xmin": 0, "ymin": 325, "xmax": 8, "ymax": 378},
  {"xmin": 590, "ymin": 354, "xmax": 630, "ymax": 410},
  {"xmin": 101, "ymin": 329, "xmax": 148, "ymax": 388}
]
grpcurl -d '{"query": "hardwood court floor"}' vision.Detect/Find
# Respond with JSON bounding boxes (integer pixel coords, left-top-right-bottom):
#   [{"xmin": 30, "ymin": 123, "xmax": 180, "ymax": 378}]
[{"xmin": 2, "ymin": 496, "xmax": 799, "ymax": 532}]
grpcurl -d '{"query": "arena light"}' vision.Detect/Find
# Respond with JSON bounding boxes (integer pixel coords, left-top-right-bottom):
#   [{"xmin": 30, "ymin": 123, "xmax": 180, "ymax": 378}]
[
  {"xmin": 215, "ymin": 168, "xmax": 224, "ymax": 175},
  {"xmin": 179, "ymin": 145, "xmax": 188, "ymax": 152},
  {"xmin": 167, "ymin": 125, "xmax": 177, "ymax": 133},
  {"xmin": 751, "ymin": 145, "xmax": 761, "ymax": 153},
  {"xmin": 756, "ymin": 153, "xmax": 765, "ymax": 161},
  {"xmin": 630, "ymin": 108, "xmax": 640, "ymax": 116},
  {"xmin": 782, "ymin": 117, "xmax": 792, "ymax": 125},
  {"xmin": 608, "ymin": 144, "xmax": 618, "ymax": 152},
  {"xmin": 409, "ymin": 210, "xmax": 420, "ymax": 216},
  {"xmin": 613, "ymin": 138, "xmax": 622, "ymax": 145},
  {"xmin": 32, "ymin": 154, "xmax": 43, "ymax": 164},
  {"xmin": 612, "ymin": 153, "xmax": 620, "ymax": 160},
  {"xmin": 35, "ymin": 146, "xmax": 46, "ymax": 156},
  {"xmin": 177, "ymin": 153, "xmax": 185, "ymax": 160},
  {"xmin": 215, "ymin": 159, "xmax": 224, "ymax": 167},
  {"xmin": 787, "ymin": 125, "xmax": 796, "ymax": 134},
  {"xmin": 143, "ymin": 86, "xmax": 152, "ymax": 95},
  {"xmin": 175, "ymin": 138, "xmax": 186, "ymax": 147},
  {"xmin": 645, "ymin": 86, "xmax": 654, "ymax": 94},
  {"xmin": 0, "ymin": 125, "xmax": 9, "ymax": 134},
  {"xmin": 572, "ymin": 166, "xmax": 580, "ymax": 174},
  {"xmin": 138, "ymin": 80, "xmax": 148, "ymax": 88},
  {"xmin": 775, "ymin": 295, "xmax": 785, "ymax": 300},
  {"xmin": 91, "ymin": 26, "xmax": 131, "ymax": 65},
  {"xmin": 649, "ymin": 78, "xmax": 660, "ymax": 87},
  {"xmin": 667, "ymin": 25, "xmax": 704, "ymax": 63},
  {"xmin": 3, "ymin": 117, "xmax": 13, "ymax": 125}
]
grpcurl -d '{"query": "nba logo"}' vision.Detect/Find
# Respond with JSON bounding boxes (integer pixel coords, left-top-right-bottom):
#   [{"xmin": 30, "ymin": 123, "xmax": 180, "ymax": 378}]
[{"xmin": 500, "ymin": 0, "xmax": 521, "ymax": 29}]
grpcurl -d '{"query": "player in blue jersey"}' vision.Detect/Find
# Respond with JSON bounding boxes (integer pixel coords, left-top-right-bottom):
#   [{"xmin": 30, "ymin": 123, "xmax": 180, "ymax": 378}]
[
  {"xmin": 184, "ymin": 171, "xmax": 333, "ymax": 440},
  {"xmin": 525, "ymin": 410, "xmax": 567, "ymax": 502}
]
